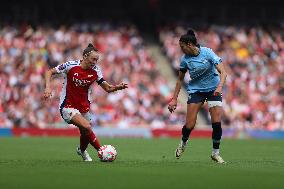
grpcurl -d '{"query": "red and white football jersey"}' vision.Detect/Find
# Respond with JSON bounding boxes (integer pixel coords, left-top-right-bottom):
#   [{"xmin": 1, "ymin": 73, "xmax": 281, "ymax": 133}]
[{"xmin": 55, "ymin": 60, "xmax": 104, "ymax": 113}]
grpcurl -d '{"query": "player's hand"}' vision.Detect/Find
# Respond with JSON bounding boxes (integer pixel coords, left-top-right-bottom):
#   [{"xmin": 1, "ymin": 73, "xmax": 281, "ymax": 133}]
[
  {"xmin": 117, "ymin": 82, "xmax": 128, "ymax": 90},
  {"xmin": 213, "ymin": 86, "xmax": 222, "ymax": 96},
  {"xmin": 43, "ymin": 88, "xmax": 52, "ymax": 100},
  {"xmin": 168, "ymin": 98, "xmax": 177, "ymax": 113}
]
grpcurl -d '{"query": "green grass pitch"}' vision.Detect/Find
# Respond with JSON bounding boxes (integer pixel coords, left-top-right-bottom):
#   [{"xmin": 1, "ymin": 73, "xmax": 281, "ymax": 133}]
[{"xmin": 0, "ymin": 137, "xmax": 284, "ymax": 189}]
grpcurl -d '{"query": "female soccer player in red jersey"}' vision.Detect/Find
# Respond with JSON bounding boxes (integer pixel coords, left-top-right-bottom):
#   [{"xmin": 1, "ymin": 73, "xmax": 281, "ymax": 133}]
[{"xmin": 44, "ymin": 44, "xmax": 128, "ymax": 161}]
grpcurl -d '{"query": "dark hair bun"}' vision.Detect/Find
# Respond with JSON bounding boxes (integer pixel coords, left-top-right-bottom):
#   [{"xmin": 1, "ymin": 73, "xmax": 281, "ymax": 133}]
[
  {"xmin": 88, "ymin": 43, "xmax": 94, "ymax": 48},
  {"xmin": 187, "ymin": 29, "xmax": 196, "ymax": 37}
]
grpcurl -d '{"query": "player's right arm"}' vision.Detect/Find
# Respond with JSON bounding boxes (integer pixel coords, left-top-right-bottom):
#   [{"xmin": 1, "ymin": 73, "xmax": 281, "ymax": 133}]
[
  {"xmin": 168, "ymin": 70, "xmax": 186, "ymax": 113},
  {"xmin": 43, "ymin": 62, "xmax": 71, "ymax": 99},
  {"xmin": 43, "ymin": 68, "xmax": 58, "ymax": 100}
]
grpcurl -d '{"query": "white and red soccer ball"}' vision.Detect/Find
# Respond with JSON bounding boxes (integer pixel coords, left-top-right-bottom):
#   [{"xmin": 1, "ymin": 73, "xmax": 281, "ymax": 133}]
[{"xmin": 98, "ymin": 145, "xmax": 117, "ymax": 162}]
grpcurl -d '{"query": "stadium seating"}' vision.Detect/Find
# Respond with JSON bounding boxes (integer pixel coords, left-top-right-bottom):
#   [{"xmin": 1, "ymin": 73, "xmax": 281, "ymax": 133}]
[{"xmin": 1, "ymin": 23, "xmax": 284, "ymax": 131}]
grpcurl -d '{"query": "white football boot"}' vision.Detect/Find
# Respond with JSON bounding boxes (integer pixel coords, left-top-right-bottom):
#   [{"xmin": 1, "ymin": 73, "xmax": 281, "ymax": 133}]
[
  {"xmin": 175, "ymin": 140, "xmax": 188, "ymax": 159},
  {"xmin": 76, "ymin": 147, "xmax": 92, "ymax": 162},
  {"xmin": 211, "ymin": 154, "xmax": 226, "ymax": 164}
]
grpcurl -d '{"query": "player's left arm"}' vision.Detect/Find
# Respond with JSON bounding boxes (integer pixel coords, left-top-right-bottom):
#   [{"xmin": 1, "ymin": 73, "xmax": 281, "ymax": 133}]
[
  {"xmin": 99, "ymin": 81, "xmax": 128, "ymax": 93},
  {"xmin": 214, "ymin": 62, "xmax": 227, "ymax": 96},
  {"xmin": 94, "ymin": 66, "xmax": 127, "ymax": 93}
]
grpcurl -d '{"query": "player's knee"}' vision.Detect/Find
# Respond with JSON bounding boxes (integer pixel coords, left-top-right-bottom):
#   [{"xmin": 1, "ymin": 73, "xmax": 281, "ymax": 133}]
[
  {"xmin": 211, "ymin": 115, "xmax": 222, "ymax": 123},
  {"xmin": 210, "ymin": 108, "xmax": 222, "ymax": 122},
  {"xmin": 80, "ymin": 122, "xmax": 92, "ymax": 133}
]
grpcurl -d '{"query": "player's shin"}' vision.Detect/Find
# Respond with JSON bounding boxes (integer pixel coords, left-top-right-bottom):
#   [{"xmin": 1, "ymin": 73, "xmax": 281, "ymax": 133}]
[
  {"xmin": 182, "ymin": 125, "xmax": 192, "ymax": 145},
  {"xmin": 175, "ymin": 125, "xmax": 192, "ymax": 158},
  {"xmin": 88, "ymin": 130, "xmax": 101, "ymax": 151},
  {"xmin": 80, "ymin": 134, "xmax": 89, "ymax": 152},
  {"xmin": 212, "ymin": 122, "xmax": 222, "ymax": 155}
]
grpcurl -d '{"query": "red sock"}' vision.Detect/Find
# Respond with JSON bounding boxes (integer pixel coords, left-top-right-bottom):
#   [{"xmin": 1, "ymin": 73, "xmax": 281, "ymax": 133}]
[
  {"xmin": 80, "ymin": 135, "xmax": 89, "ymax": 152},
  {"xmin": 88, "ymin": 131, "xmax": 101, "ymax": 151}
]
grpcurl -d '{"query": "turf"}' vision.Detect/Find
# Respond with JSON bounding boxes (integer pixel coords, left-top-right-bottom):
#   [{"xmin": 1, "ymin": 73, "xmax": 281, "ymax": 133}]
[{"xmin": 0, "ymin": 137, "xmax": 284, "ymax": 189}]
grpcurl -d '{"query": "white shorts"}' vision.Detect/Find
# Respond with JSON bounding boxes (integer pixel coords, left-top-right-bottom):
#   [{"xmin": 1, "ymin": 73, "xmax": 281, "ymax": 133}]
[
  {"xmin": 208, "ymin": 101, "xmax": 223, "ymax": 108},
  {"xmin": 60, "ymin": 108, "xmax": 92, "ymax": 123}
]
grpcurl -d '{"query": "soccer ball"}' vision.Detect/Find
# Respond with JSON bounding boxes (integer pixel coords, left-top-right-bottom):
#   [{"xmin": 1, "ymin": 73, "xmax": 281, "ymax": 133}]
[{"xmin": 98, "ymin": 145, "xmax": 117, "ymax": 162}]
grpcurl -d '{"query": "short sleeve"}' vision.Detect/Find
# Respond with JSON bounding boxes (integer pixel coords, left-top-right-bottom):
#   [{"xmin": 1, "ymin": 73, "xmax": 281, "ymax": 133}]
[
  {"xmin": 207, "ymin": 48, "xmax": 222, "ymax": 65},
  {"xmin": 55, "ymin": 61, "xmax": 72, "ymax": 74},
  {"xmin": 179, "ymin": 56, "xmax": 187, "ymax": 73},
  {"xmin": 94, "ymin": 66, "xmax": 105, "ymax": 85}
]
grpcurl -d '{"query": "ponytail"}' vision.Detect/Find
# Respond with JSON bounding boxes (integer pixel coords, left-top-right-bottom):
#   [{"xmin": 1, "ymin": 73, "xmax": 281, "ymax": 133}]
[
  {"xmin": 83, "ymin": 43, "xmax": 98, "ymax": 57},
  {"xmin": 179, "ymin": 28, "xmax": 198, "ymax": 46},
  {"xmin": 187, "ymin": 29, "xmax": 196, "ymax": 37}
]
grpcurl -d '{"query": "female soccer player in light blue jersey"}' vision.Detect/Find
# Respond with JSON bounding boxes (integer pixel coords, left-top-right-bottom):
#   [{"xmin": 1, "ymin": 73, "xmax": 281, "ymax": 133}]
[{"xmin": 168, "ymin": 29, "xmax": 227, "ymax": 163}]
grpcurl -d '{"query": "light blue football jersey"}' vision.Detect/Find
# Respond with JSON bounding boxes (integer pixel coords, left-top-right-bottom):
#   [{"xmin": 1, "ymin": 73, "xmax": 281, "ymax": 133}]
[{"xmin": 180, "ymin": 46, "xmax": 222, "ymax": 94}]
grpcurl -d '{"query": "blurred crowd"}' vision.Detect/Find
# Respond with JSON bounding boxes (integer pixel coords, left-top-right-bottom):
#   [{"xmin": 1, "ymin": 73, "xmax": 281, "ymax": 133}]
[
  {"xmin": 159, "ymin": 25, "xmax": 284, "ymax": 130},
  {"xmin": 2, "ymin": 23, "xmax": 283, "ymax": 131},
  {"xmin": 0, "ymin": 23, "xmax": 186, "ymax": 128}
]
